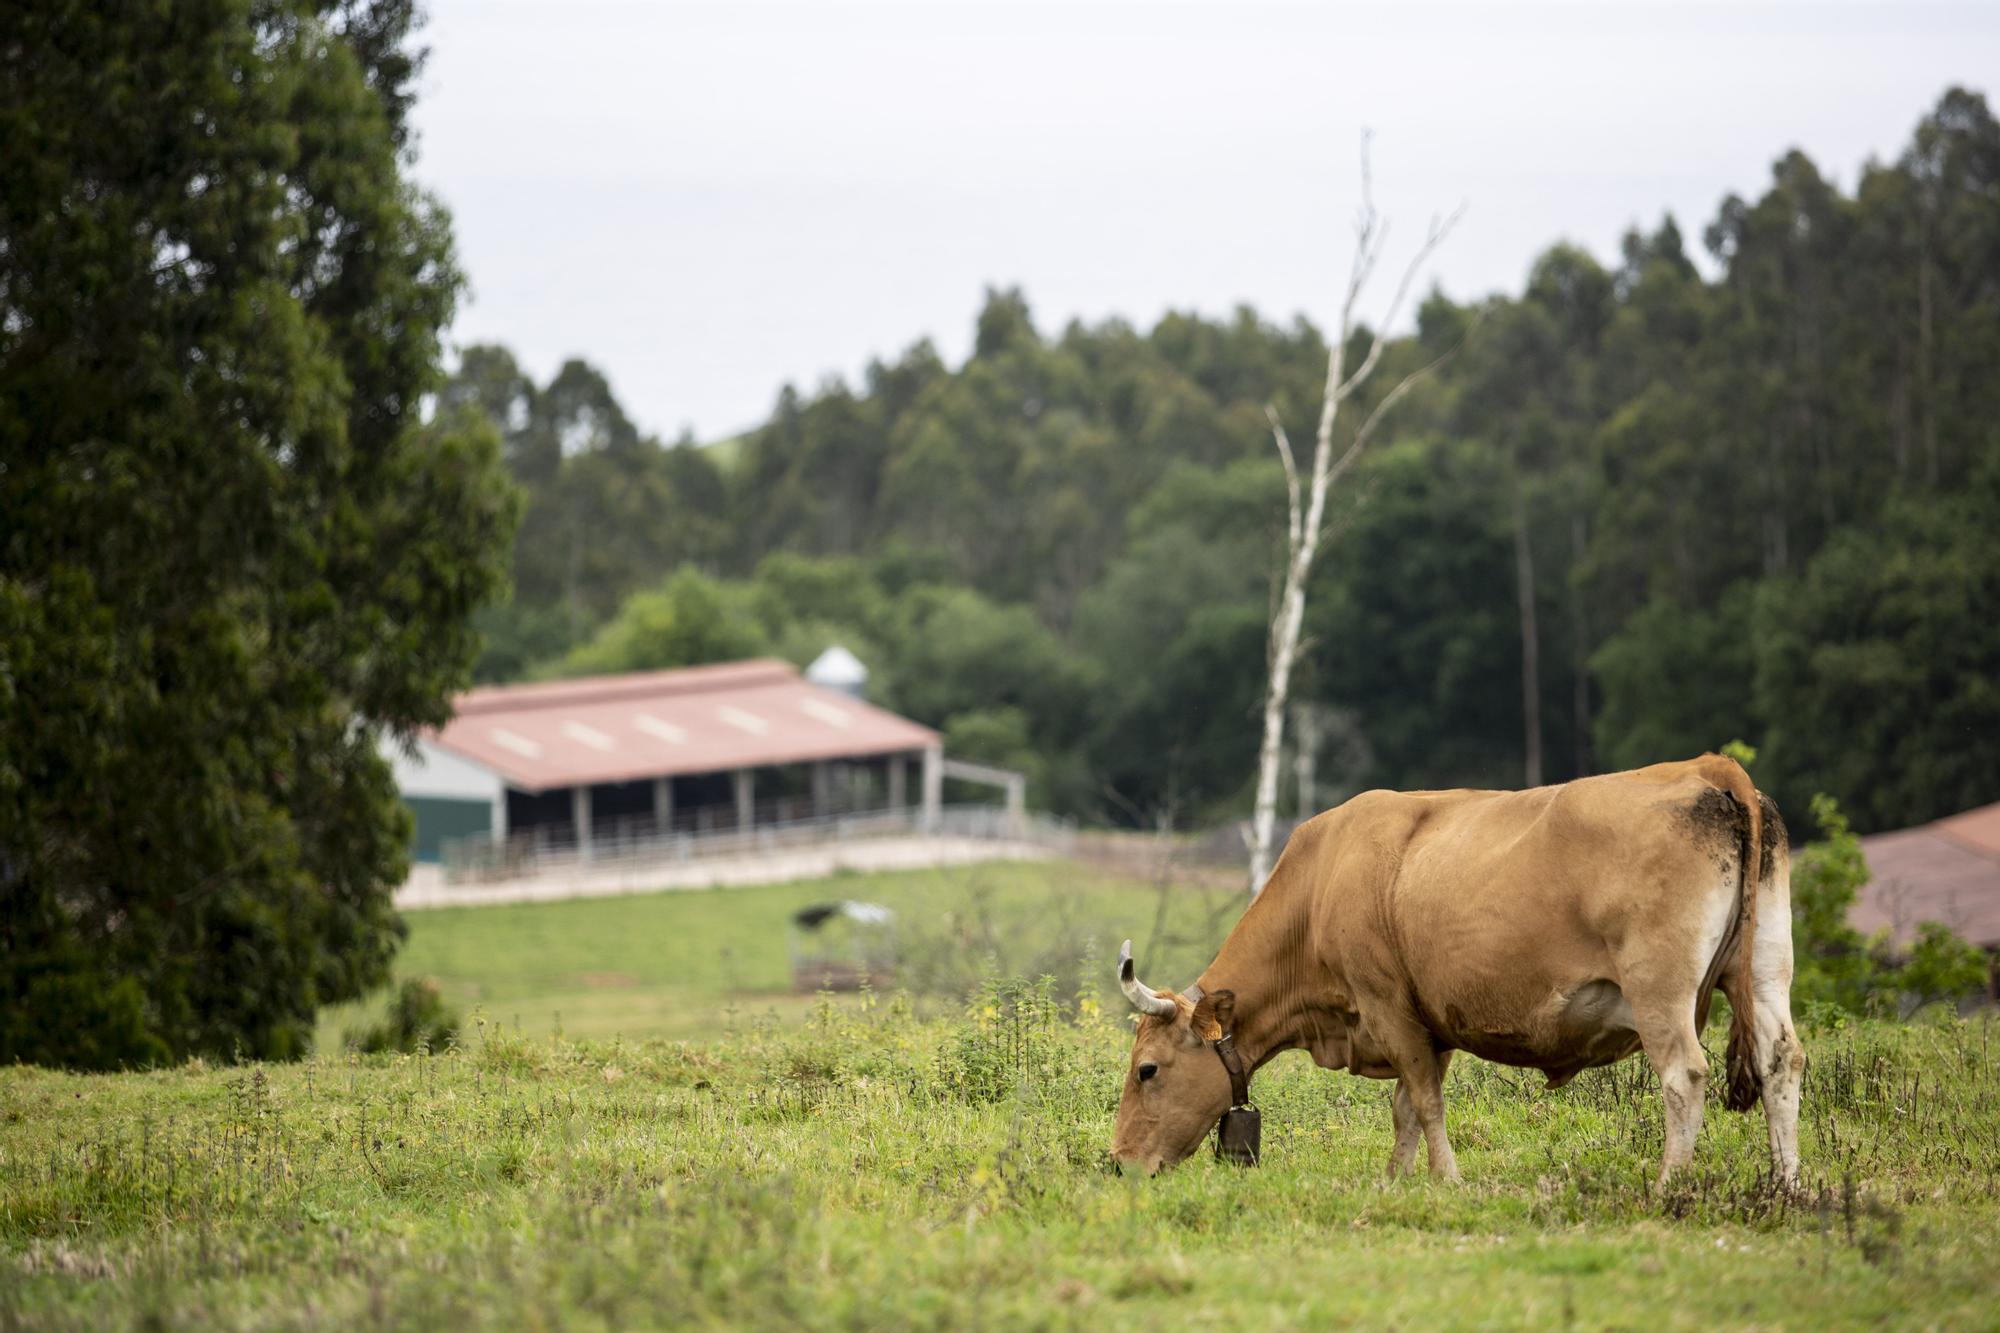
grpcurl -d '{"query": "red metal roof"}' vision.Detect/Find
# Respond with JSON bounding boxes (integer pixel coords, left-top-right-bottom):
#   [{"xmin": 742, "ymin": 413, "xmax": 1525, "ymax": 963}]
[
  {"xmin": 429, "ymin": 659, "xmax": 939, "ymax": 792},
  {"xmin": 1855, "ymin": 800, "xmax": 2000, "ymax": 950},
  {"xmin": 1935, "ymin": 803, "xmax": 2000, "ymax": 860}
]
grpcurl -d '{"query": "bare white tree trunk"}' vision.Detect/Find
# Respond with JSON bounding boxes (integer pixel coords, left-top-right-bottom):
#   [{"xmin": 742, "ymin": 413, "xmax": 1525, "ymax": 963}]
[
  {"xmin": 1246, "ymin": 149, "xmax": 1463, "ymax": 896},
  {"xmin": 1510, "ymin": 478, "xmax": 1542, "ymax": 788},
  {"xmin": 1291, "ymin": 701, "xmax": 1328, "ymax": 820},
  {"xmin": 1570, "ymin": 509, "xmax": 1591, "ymax": 777}
]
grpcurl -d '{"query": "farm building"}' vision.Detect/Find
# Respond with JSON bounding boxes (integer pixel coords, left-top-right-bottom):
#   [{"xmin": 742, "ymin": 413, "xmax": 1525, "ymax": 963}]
[
  {"xmin": 1855, "ymin": 799, "xmax": 2000, "ymax": 953},
  {"xmin": 384, "ymin": 657, "xmax": 998, "ymax": 865}
]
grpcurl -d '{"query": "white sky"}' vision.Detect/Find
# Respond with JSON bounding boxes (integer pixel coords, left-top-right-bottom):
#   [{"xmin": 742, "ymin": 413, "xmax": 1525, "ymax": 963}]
[{"xmin": 411, "ymin": 0, "xmax": 2000, "ymax": 441}]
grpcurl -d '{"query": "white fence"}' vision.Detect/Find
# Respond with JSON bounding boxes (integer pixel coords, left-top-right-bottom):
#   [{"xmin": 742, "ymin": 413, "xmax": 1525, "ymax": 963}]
[{"xmin": 438, "ymin": 801, "xmax": 1075, "ymax": 884}]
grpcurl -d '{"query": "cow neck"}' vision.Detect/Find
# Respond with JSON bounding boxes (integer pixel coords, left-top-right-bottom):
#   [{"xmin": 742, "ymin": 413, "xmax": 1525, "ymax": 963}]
[{"xmin": 1185, "ymin": 868, "xmax": 1317, "ymax": 1076}]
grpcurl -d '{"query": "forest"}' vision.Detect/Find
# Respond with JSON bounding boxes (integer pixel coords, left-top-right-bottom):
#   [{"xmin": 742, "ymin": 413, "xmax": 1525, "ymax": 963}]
[
  {"xmin": 9, "ymin": 0, "xmax": 1995, "ymax": 1081},
  {"xmin": 461, "ymin": 89, "xmax": 2000, "ymax": 837}
]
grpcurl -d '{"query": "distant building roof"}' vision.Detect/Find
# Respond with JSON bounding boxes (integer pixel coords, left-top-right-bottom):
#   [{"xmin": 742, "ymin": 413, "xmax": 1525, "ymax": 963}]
[
  {"xmin": 806, "ymin": 644, "xmax": 868, "ymax": 689},
  {"xmin": 429, "ymin": 659, "xmax": 938, "ymax": 792},
  {"xmin": 1855, "ymin": 801, "xmax": 2000, "ymax": 950}
]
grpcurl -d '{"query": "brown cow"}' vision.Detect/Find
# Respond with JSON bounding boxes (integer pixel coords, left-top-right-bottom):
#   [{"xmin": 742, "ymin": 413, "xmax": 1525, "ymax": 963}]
[{"xmin": 1111, "ymin": 756, "xmax": 1804, "ymax": 1186}]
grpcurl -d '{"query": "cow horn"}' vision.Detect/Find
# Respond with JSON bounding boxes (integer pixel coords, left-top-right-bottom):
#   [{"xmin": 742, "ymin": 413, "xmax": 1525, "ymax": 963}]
[{"xmin": 1118, "ymin": 939, "xmax": 1178, "ymax": 1018}]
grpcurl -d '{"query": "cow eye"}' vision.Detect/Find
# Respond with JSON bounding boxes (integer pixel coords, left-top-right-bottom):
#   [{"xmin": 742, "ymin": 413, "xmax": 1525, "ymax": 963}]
[{"xmin": 1138, "ymin": 1062, "xmax": 1159, "ymax": 1082}]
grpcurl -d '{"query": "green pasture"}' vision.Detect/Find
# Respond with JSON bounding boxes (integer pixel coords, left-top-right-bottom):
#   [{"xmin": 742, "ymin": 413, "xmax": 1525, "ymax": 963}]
[
  {"xmin": 11, "ymin": 866, "xmax": 2000, "ymax": 1328},
  {"xmin": 317, "ymin": 860, "xmax": 1237, "ymax": 1048},
  {"xmin": 6, "ymin": 985, "xmax": 1998, "ymax": 1329}
]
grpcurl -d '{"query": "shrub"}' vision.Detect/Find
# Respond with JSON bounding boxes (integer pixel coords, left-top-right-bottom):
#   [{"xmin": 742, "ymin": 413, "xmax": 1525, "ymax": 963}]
[
  {"xmin": 349, "ymin": 979, "xmax": 461, "ymax": 1055},
  {"xmin": 936, "ymin": 976, "xmax": 1066, "ymax": 1104},
  {"xmin": 1790, "ymin": 793, "xmax": 1878, "ymax": 1013},
  {"xmin": 1791, "ymin": 793, "xmax": 1989, "ymax": 1017},
  {"xmin": 1897, "ymin": 923, "xmax": 1990, "ymax": 1013},
  {"xmin": 0, "ymin": 946, "xmax": 168, "ymax": 1071}
]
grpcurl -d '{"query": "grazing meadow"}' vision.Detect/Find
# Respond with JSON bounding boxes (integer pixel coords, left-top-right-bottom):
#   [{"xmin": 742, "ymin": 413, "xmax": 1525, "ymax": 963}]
[
  {"xmin": 6, "ymin": 865, "xmax": 1999, "ymax": 1329},
  {"xmin": 311, "ymin": 859, "xmax": 1238, "ymax": 1047}
]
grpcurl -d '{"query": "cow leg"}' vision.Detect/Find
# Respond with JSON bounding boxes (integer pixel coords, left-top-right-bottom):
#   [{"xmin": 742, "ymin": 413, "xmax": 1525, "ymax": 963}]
[
  {"xmin": 1388, "ymin": 1082, "xmax": 1421, "ymax": 1177},
  {"xmin": 1725, "ymin": 839, "xmax": 1805, "ymax": 1188},
  {"xmin": 1379, "ymin": 1026, "xmax": 1458, "ymax": 1181},
  {"xmin": 1621, "ymin": 864, "xmax": 1740, "ymax": 1186},
  {"xmin": 1388, "ymin": 1050, "xmax": 1452, "ymax": 1178},
  {"xmin": 1757, "ymin": 838, "xmax": 1806, "ymax": 1189},
  {"xmin": 1632, "ymin": 1003, "xmax": 1708, "ymax": 1185},
  {"xmin": 1747, "ymin": 979, "xmax": 1804, "ymax": 1189}
]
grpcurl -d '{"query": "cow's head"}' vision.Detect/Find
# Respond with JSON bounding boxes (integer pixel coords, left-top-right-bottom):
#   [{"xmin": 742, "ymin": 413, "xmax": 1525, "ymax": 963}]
[{"xmin": 1110, "ymin": 939, "xmax": 1236, "ymax": 1174}]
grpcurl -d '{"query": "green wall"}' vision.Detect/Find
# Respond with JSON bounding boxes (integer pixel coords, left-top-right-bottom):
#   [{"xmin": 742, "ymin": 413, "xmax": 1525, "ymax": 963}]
[{"xmin": 404, "ymin": 795, "xmax": 493, "ymax": 863}]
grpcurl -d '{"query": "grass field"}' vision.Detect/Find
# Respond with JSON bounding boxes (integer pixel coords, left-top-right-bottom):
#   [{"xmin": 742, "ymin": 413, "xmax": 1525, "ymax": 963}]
[
  {"xmin": 8, "ymin": 865, "xmax": 2000, "ymax": 1329},
  {"xmin": 315, "ymin": 859, "xmax": 1238, "ymax": 1047}
]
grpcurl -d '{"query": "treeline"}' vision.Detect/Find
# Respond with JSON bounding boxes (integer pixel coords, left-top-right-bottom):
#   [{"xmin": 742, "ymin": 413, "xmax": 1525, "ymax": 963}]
[{"xmin": 455, "ymin": 89, "xmax": 2000, "ymax": 835}]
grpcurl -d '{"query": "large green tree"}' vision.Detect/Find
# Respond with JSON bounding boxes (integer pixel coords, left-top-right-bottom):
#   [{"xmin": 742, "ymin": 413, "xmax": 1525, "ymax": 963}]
[{"xmin": 0, "ymin": 0, "xmax": 516, "ymax": 1067}]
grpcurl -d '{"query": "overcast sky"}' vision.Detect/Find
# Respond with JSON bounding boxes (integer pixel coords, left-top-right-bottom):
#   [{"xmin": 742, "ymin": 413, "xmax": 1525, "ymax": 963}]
[{"xmin": 411, "ymin": 1, "xmax": 1999, "ymax": 442}]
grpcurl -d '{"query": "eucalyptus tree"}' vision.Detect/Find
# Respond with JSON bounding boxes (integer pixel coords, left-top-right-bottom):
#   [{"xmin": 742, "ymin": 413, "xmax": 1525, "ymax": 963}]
[{"xmin": 0, "ymin": 0, "xmax": 516, "ymax": 1066}]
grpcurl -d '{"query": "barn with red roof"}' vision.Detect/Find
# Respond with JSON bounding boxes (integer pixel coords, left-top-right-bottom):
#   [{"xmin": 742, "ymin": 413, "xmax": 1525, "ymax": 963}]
[
  {"xmin": 384, "ymin": 657, "xmax": 949, "ymax": 863},
  {"xmin": 1856, "ymin": 800, "xmax": 2000, "ymax": 955}
]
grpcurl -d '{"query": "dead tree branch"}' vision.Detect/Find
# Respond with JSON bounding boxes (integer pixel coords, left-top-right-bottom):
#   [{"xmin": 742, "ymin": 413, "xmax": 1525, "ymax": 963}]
[{"xmin": 1245, "ymin": 144, "xmax": 1466, "ymax": 896}]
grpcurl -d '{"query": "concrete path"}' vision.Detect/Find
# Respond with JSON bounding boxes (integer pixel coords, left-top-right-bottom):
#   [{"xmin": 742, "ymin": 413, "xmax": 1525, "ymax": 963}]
[{"xmin": 394, "ymin": 835, "xmax": 1057, "ymax": 910}]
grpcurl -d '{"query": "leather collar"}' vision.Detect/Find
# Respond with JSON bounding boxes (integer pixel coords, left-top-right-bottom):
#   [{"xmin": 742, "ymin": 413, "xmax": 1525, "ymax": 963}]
[{"xmin": 1214, "ymin": 1029, "xmax": 1251, "ymax": 1109}]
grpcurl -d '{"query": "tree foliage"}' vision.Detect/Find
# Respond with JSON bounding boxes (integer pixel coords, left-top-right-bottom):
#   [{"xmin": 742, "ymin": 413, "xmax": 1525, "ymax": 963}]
[
  {"xmin": 1752, "ymin": 463, "xmax": 2000, "ymax": 832},
  {"xmin": 0, "ymin": 1, "xmax": 515, "ymax": 1067},
  {"xmin": 552, "ymin": 568, "xmax": 768, "ymax": 678}
]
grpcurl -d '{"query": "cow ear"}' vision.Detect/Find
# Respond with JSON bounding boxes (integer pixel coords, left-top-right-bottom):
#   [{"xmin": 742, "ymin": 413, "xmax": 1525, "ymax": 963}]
[{"xmin": 1191, "ymin": 989, "xmax": 1235, "ymax": 1040}]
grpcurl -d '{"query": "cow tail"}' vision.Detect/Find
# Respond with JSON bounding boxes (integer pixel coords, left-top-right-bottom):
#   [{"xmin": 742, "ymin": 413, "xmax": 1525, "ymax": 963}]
[{"xmin": 1706, "ymin": 754, "xmax": 1763, "ymax": 1113}]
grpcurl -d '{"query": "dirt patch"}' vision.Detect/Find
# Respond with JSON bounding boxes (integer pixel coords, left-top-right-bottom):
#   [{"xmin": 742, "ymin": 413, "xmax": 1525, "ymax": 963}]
[{"xmin": 1680, "ymin": 785, "xmax": 1742, "ymax": 875}]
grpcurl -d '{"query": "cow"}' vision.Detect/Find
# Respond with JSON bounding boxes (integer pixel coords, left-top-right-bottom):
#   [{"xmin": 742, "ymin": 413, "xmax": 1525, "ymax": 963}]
[{"xmin": 1110, "ymin": 755, "xmax": 1804, "ymax": 1187}]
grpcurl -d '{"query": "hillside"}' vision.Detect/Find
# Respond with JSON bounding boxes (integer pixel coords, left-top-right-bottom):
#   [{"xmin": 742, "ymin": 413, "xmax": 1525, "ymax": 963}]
[{"xmin": 449, "ymin": 89, "xmax": 2000, "ymax": 836}]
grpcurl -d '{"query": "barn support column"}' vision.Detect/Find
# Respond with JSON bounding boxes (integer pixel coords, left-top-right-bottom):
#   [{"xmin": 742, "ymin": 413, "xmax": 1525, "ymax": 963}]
[
  {"xmin": 811, "ymin": 760, "xmax": 831, "ymax": 818},
  {"xmin": 920, "ymin": 743, "xmax": 943, "ymax": 834},
  {"xmin": 652, "ymin": 776, "xmax": 673, "ymax": 836},
  {"xmin": 733, "ymin": 769, "xmax": 754, "ymax": 833},
  {"xmin": 887, "ymin": 754, "xmax": 907, "ymax": 818},
  {"xmin": 491, "ymin": 788, "xmax": 510, "ymax": 847},
  {"xmin": 572, "ymin": 785, "xmax": 593, "ymax": 862}
]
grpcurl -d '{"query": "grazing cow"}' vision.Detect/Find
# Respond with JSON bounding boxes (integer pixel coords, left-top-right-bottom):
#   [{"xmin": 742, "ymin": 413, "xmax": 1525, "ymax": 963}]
[{"xmin": 1111, "ymin": 755, "xmax": 1804, "ymax": 1186}]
